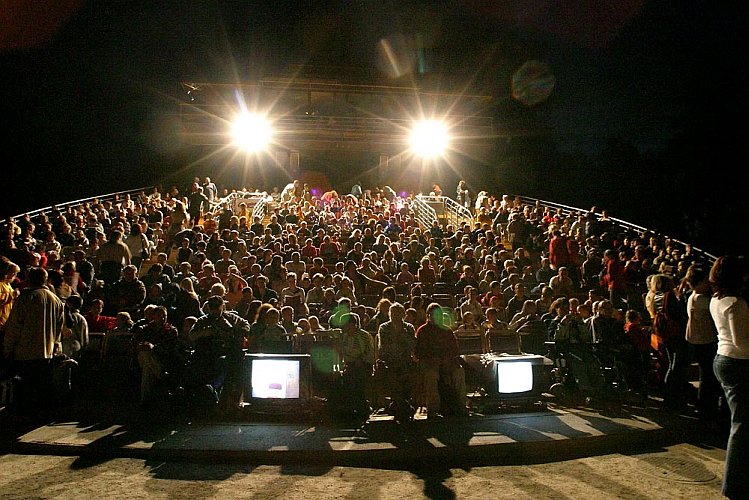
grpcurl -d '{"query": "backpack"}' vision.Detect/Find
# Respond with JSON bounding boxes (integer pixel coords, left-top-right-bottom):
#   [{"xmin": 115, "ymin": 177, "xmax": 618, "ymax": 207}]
[{"xmin": 653, "ymin": 292, "xmax": 684, "ymax": 343}]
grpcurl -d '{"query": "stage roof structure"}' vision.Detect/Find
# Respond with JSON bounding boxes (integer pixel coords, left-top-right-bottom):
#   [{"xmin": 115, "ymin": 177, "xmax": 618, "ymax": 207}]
[{"xmin": 178, "ymin": 79, "xmax": 497, "ymax": 155}]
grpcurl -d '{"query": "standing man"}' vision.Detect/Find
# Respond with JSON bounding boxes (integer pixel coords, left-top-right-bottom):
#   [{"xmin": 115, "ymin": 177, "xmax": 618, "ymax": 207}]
[
  {"xmin": 351, "ymin": 181, "xmax": 363, "ymax": 198},
  {"xmin": 415, "ymin": 303, "xmax": 467, "ymax": 419},
  {"xmin": 202, "ymin": 177, "xmax": 218, "ymax": 203},
  {"xmin": 188, "ymin": 186, "xmax": 210, "ymax": 228},
  {"xmin": 134, "ymin": 305, "xmax": 183, "ymax": 405},
  {"xmin": 97, "ymin": 230, "xmax": 131, "ymax": 285},
  {"xmin": 602, "ymin": 249, "xmax": 627, "ymax": 310},
  {"xmin": 376, "ymin": 303, "xmax": 417, "ymax": 413},
  {"xmin": 338, "ymin": 312, "xmax": 375, "ymax": 417},
  {"xmin": 3, "ymin": 267, "xmax": 65, "ymax": 415}
]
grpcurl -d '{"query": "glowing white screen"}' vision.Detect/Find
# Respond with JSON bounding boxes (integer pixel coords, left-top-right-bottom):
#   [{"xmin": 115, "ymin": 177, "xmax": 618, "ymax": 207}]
[
  {"xmin": 496, "ymin": 361, "xmax": 533, "ymax": 393},
  {"xmin": 251, "ymin": 359, "xmax": 300, "ymax": 399}
]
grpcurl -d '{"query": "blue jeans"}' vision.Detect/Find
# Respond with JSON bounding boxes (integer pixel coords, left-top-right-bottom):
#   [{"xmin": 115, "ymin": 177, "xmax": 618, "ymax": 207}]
[
  {"xmin": 663, "ymin": 339, "xmax": 690, "ymax": 407},
  {"xmin": 692, "ymin": 342, "xmax": 720, "ymax": 419},
  {"xmin": 714, "ymin": 354, "xmax": 749, "ymax": 499}
]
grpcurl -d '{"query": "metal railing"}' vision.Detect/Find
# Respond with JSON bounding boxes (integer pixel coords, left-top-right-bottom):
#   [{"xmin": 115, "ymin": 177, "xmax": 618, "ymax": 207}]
[
  {"xmin": 0, "ymin": 187, "xmax": 155, "ymax": 225},
  {"xmin": 511, "ymin": 195, "xmax": 719, "ymax": 264},
  {"xmin": 411, "ymin": 196, "xmax": 438, "ymax": 230},
  {"xmin": 251, "ymin": 195, "xmax": 270, "ymax": 222},
  {"xmin": 416, "ymin": 195, "xmax": 474, "ymax": 229},
  {"xmin": 210, "ymin": 189, "xmax": 271, "ymax": 222},
  {"xmin": 442, "ymin": 196, "xmax": 474, "ymax": 228}
]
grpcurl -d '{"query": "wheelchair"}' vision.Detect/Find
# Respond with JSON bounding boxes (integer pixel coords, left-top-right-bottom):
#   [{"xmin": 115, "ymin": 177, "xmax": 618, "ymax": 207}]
[
  {"xmin": 545, "ymin": 341, "xmax": 629, "ymax": 408},
  {"xmin": 372, "ymin": 360, "xmax": 417, "ymax": 423}
]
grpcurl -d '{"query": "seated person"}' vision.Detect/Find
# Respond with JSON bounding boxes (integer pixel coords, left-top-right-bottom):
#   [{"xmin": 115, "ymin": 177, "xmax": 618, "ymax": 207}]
[
  {"xmin": 457, "ymin": 311, "xmax": 481, "ymax": 331},
  {"xmin": 251, "ymin": 307, "xmax": 289, "ymax": 353},
  {"xmin": 396, "ymin": 262, "xmax": 415, "ymax": 286},
  {"xmin": 589, "ymin": 300, "xmax": 626, "ymax": 346},
  {"xmin": 415, "ymin": 303, "xmax": 468, "ymax": 418},
  {"xmin": 84, "ymin": 299, "xmax": 118, "ymax": 332},
  {"xmin": 376, "ymin": 303, "xmax": 417, "ymax": 411},
  {"xmin": 133, "ymin": 305, "xmax": 184, "ymax": 404},
  {"xmin": 281, "ymin": 272, "xmax": 307, "ymax": 318},
  {"xmin": 336, "ymin": 312, "xmax": 375, "ymax": 416},
  {"xmin": 184, "ymin": 295, "xmax": 251, "ymax": 406}
]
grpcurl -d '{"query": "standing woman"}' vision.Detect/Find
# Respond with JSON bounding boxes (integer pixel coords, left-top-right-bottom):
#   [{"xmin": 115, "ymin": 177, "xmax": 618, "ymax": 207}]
[
  {"xmin": 646, "ymin": 273, "xmax": 689, "ymax": 409},
  {"xmin": 684, "ymin": 264, "xmax": 721, "ymax": 422},
  {"xmin": 456, "ymin": 180, "xmax": 471, "ymax": 211},
  {"xmin": 709, "ymin": 255, "xmax": 749, "ymax": 499},
  {"xmin": 0, "ymin": 257, "xmax": 21, "ymax": 359},
  {"xmin": 165, "ymin": 200, "xmax": 188, "ymax": 254},
  {"xmin": 125, "ymin": 223, "xmax": 151, "ymax": 271}
]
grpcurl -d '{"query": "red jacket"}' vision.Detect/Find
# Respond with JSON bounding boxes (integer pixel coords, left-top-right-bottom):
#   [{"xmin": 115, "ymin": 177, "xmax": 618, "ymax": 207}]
[
  {"xmin": 549, "ymin": 235, "xmax": 570, "ymax": 269},
  {"xmin": 603, "ymin": 259, "xmax": 627, "ymax": 291}
]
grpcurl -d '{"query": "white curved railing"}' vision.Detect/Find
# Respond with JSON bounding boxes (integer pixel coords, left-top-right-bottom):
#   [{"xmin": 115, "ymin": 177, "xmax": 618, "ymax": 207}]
[
  {"xmin": 0, "ymin": 187, "xmax": 155, "ymax": 225},
  {"xmin": 443, "ymin": 195, "xmax": 474, "ymax": 227},
  {"xmin": 211, "ymin": 190, "xmax": 271, "ymax": 222},
  {"xmin": 511, "ymin": 195, "xmax": 718, "ymax": 263},
  {"xmin": 411, "ymin": 196, "xmax": 438, "ymax": 230},
  {"xmin": 251, "ymin": 195, "xmax": 270, "ymax": 222},
  {"xmin": 416, "ymin": 195, "xmax": 474, "ymax": 229}
]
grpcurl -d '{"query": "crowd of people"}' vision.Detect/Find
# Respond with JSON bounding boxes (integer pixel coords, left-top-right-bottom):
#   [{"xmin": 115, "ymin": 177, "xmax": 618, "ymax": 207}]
[{"xmin": 0, "ymin": 176, "xmax": 746, "ymax": 468}]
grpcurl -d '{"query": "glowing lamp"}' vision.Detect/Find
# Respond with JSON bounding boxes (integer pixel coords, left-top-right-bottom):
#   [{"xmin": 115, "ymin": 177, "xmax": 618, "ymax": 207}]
[
  {"xmin": 409, "ymin": 120, "xmax": 449, "ymax": 157},
  {"xmin": 231, "ymin": 113, "xmax": 274, "ymax": 152}
]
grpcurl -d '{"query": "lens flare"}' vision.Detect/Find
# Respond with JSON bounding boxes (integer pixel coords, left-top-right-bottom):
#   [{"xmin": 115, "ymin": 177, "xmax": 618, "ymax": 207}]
[
  {"xmin": 409, "ymin": 120, "xmax": 449, "ymax": 157},
  {"xmin": 231, "ymin": 112, "xmax": 274, "ymax": 152}
]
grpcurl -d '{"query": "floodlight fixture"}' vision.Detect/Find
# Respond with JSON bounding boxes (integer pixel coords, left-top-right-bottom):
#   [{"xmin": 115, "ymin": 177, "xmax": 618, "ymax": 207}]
[
  {"xmin": 409, "ymin": 120, "xmax": 450, "ymax": 158},
  {"xmin": 231, "ymin": 112, "xmax": 274, "ymax": 152}
]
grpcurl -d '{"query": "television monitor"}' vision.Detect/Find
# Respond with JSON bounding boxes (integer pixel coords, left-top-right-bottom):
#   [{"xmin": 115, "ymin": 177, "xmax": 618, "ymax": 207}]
[
  {"xmin": 243, "ymin": 353, "xmax": 312, "ymax": 412},
  {"xmin": 481, "ymin": 353, "xmax": 552, "ymax": 400}
]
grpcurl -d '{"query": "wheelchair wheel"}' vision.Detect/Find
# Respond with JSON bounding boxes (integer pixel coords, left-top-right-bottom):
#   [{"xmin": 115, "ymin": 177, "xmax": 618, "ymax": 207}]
[
  {"xmin": 549, "ymin": 382, "xmax": 575, "ymax": 407},
  {"xmin": 392, "ymin": 399, "xmax": 415, "ymax": 424}
]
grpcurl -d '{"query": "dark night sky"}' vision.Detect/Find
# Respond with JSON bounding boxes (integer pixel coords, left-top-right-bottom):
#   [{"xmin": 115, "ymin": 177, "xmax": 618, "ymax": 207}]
[{"xmin": 1, "ymin": 0, "xmax": 747, "ymax": 255}]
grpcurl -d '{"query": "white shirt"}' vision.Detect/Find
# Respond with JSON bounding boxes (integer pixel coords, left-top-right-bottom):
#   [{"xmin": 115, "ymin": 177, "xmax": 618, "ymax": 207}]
[
  {"xmin": 686, "ymin": 292, "xmax": 717, "ymax": 345},
  {"xmin": 710, "ymin": 295, "xmax": 749, "ymax": 359}
]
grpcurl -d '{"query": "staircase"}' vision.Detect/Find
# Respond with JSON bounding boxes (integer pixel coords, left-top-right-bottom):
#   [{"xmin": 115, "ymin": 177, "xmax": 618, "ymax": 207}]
[
  {"xmin": 415, "ymin": 195, "xmax": 474, "ymax": 229},
  {"xmin": 215, "ymin": 190, "xmax": 270, "ymax": 222}
]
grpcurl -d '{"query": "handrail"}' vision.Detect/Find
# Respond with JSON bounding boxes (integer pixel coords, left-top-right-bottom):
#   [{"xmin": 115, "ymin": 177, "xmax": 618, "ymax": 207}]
[
  {"xmin": 210, "ymin": 189, "xmax": 271, "ymax": 223},
  {"xmin": 443, "ymin": 196, "xmax": 474, "ymax": 227},
  {"xmin": 0, "ymin": 186, "xmax": 155, "ymax": 225},
  {"xmin": 411, "ymin": 196, "xmax": 438, "ymax": 230},
  {"xmin": 511, "ymin": 195, "xmax": 719, "ymax": 264},
  {"xmin": 416, "ymin": 195, "xmax": 474, "ymax": 229},
  {"xmin": 251, "ymin": 196, "xmax": 269, "ymax": 222}
]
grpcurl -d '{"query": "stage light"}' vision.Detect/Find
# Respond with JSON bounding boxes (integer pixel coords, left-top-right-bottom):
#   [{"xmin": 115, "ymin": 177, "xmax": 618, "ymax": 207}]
[
  {"xmin": 231, "ymin": 112, "xmax": 274, "ymax": 152},
  {"xmin": 409, "ymin": 120, "xmax": 449, "ymax": 157}
]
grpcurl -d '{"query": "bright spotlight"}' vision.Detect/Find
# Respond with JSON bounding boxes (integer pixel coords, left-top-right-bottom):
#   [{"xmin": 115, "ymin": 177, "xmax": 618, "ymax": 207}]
[
  {"xmin": 409, "ymin": 120, "xmax": 449, "ymax": 157},
  {"xmin": 231, "ymin": 113, "xmax": 274, "ymax": 152}
]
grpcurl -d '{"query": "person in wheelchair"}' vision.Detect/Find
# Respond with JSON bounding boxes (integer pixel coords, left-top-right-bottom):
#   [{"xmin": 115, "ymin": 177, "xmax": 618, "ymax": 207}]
[
  {"xmin": 589, "ymin": 300, "xmax": 643, "ymax": 396},
  {"xmin": 550, "ymin": 306, "xmax": 598, "ymax": 392},
  {"xmin": 133, "ymin": 305, "xmax": 185, "ymax": 405},
  {"xmin": 375, "ymin": 303, "xmax": 416, "ymax": 416},
  {"xmin": 184, "ymin": 295, "xmax": 250, "ymax": 407}
]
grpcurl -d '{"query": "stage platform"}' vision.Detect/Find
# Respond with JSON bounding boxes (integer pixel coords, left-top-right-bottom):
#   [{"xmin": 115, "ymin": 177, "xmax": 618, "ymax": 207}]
[{"xmin": 0, "ymin": 398, "xmax": 712, "ymax": 468}]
